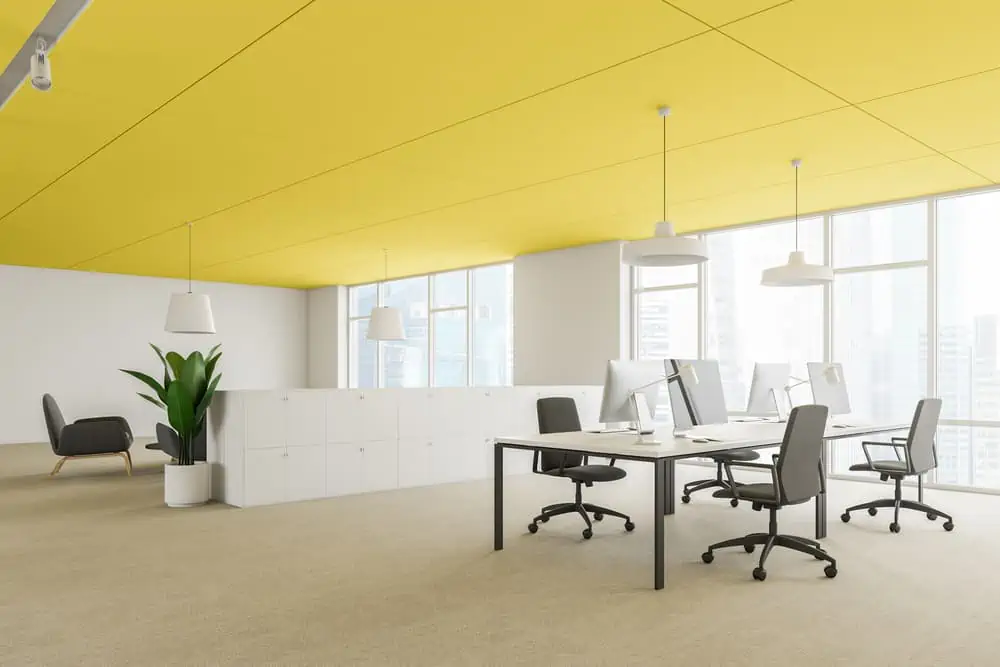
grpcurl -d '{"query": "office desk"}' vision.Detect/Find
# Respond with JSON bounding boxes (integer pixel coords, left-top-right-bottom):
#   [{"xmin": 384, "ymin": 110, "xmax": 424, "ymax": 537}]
[{"xmin": 493, "ymin": 420, "xmax": 905, "ymax": 590}]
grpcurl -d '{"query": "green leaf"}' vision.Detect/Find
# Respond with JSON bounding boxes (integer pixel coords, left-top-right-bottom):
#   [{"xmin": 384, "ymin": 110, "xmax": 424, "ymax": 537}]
[
  {"xmin": 180, "ymin": 351, "xmax": 206, "ymax": 404},
  {"xmin": 165, "ymin": 352, "xmax": 186, "ymax": 383},
  {"xmin": 120, "ymin": 369, "xmax": 167, "ymax": 403},
  {"xmin": 206, "ymin": 343, "xmax": 221, "ymax": 361},
  {"xmin": 138, "ymin": 393, "xmax": 165, "ymax": 410},
  {"xmin": 193, "ymin": 374, "xmax": 221, "ymax": 426},
  {"xmin": 149, "ymin": 343, "xmax": 169, "ymax": 375},
  {"xmin": 205, "ymin": 352, "xmax": 222, "ymax": 383},
  {"xmin": 166, "ymin": 381, "xmax": 195, "ymax": 440}
]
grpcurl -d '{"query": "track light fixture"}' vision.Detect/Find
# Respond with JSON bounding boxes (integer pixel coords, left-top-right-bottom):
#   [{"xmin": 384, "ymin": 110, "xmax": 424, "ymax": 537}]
[{"xmin": 30, "ymin": 37, "xmax": 52, "ymax": 92}]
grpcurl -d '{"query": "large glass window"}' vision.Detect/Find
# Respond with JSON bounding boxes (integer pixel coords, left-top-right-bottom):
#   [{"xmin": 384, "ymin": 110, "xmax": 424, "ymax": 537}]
[
  {"xmin": 348, "ymin": 263, "xmax": 513, "ymax": 389},
  {"xmin": 704, "ymin": 218, "xmax": 824, "ymax": 411}
]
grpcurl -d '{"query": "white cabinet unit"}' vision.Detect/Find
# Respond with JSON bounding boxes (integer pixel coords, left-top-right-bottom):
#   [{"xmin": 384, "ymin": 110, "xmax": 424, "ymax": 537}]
[{"xmin": 208, "ymin": 385, "xmax": 601, "ymax": 508}]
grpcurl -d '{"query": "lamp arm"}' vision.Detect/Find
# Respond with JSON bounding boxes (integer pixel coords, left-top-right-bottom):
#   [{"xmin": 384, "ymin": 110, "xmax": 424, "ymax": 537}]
[{"xmin": 784, "ymin": 376, "xmax": 809, "ymax": 391}]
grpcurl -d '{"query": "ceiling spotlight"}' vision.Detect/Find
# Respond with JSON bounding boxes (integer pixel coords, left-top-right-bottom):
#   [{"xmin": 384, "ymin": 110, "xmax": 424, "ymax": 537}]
[{"xmin": 30, "ymin": 37, "xmax": 52, "ymax": 92}]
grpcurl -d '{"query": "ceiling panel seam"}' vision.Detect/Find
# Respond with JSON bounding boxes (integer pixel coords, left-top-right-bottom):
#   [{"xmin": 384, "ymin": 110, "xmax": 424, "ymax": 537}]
[
  {"xmin": 661, "ymin": 0, "xmax": 996, "ymax": 185},
  {"xmin": 71, "ymin": 104, "xmax": 849, "ymax": 271},
  {"xmin": 0, "ymin": 0, "xmax": 321, "ymax": 228}
]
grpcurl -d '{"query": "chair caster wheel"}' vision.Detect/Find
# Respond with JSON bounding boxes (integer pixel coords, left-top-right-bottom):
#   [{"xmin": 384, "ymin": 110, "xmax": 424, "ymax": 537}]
[
  {"xmin": 624, "ymin": 521, "xmax": 635, "ymax": 532},
  {"xmin": 868, "ymin": 507, "xmax": 878, "ymax": 516},
  {"xmin": 943, "ymin": 521, "xmax": 954, "ymax": 532},
  {"xmin": 593, "ymin": 512, "xmax": 604, "ymax": 521},
  {"xmin": 540, "ymin": 515, "xmax": 550, "ymax": 523},
  {"xmin": 681, "ymin": 495, "xmax": 691, "ymax": 504},
  {"xmin": 824, "ymin": 565, "xmax": 838, "ymax": 578},
  {"xmin": 743, "ymin": 543, "xmax": 755, "ymax": 553},
  {"xmin": 730, "ymin": 499, "xmax": 739, "ymax": 508},
  {"xmin": 582, "ymin": 528, "xmax": 593, "ymax": 540},
  {"xmin": 701, "ymin": 551, "xmax": 714, "ymax": 564},
  {"xmin": 889, "ymin": 522, "xmax": 901, "ymax": 533},
  {"xmin": 752, "ymin": 567, "xmax": 767, "ymax": 581},
  {"xmin": 840, "ymin": 513, "xmax": 851, "ymax": 523},
  {"xmin": 528, "ymin": 523, "xmax": 538, "ymax": 534},
  {"xmin": 926, "ymin": 512, "xmax": 937, "ymax": 521}
]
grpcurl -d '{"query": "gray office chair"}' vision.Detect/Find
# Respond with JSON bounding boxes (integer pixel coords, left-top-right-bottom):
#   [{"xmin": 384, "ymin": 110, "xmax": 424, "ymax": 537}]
[
  {"xmin": 701, "ymin": 404, "xmax": 837, "ymax": 581},
  {"xmin": 42, "ymin": 394, "xmax": 134, "ymax": 476},
  {"xmin": 528, "ymin": 397, "xmax": 635, "ymax": 539},
  {"xmin": 840, "ymin": 398, "xmax": 953, "ymax": 533}
]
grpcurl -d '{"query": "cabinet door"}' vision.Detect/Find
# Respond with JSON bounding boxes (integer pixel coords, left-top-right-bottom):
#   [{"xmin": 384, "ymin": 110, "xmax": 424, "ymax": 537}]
[
  {"xmin": 397, "ymin": 391, "xmax": 436, "ymax": 438},
  {"xmin": 328, "ymin": 390, "xmax": 398, "ymax": 444},
  {"xmin": 326, "ymin": 443, "xmax": 364, "ymax": 497},
  {"xmin": 285, "ymin": 444, "xmax": 327, "ymax": 502},
  {"xmin": 286, "ymin": 391, "xmax": 327, "ymax": 447},
  {"xmin": 361, "ymin": 439, "xmax": 398, "ymax": 493},
  {"xmin": 245, "ymin": 447, "xmax": 286, "ymax": 506},
  {"xmin": 397, "ymin": 437, "xmax": 435, "ymax": 488},
  {"xmin": 244, "ymin": 392, "xmax": 287, "ymax": 449}
]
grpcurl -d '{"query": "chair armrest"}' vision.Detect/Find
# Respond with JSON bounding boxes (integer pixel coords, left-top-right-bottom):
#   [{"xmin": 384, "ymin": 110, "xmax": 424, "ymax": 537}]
[
  {"xmin": 891, "ymin": 436, "xmax": 907, "ymax": 443},
  {"xmin": 75, "ymin": 416, "xmax": 133, "ymax": 443},
  {"xmin": 59, "ymin": 421, "xmax": 131, "ymax": 456},
  {"xmin": 861, "ymin": 441, "xmax": 908, "ymax": 470},
  {"xmin": 721, "ymin": 461, "xmax": 778, "ymax": 503}
]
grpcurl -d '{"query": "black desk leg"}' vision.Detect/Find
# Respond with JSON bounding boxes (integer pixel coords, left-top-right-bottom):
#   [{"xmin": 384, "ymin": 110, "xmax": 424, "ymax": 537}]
[
  {"xmin": 494, "ymin": 443, "xmax": 504, "ymax": 551},
  {"xmin": 663, "ymin": 459, "xmax": 676, "ymax": 515},
  {"xmin": 654, "ymin": 459, "xmax": 665, "ymax": 590},
  {"xmin": 918, "ymin": 474, "xmax": 924, "ymax": 503},
  {"xmin": 815, "ymin": 459, "xmax": 828, "ymax": 540}
]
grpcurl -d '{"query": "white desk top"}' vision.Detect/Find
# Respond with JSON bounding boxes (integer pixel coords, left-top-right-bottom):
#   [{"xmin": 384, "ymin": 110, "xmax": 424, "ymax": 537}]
[{"xmin": 495, "ymin": 419, "xmax": 909, "ymax": 460}]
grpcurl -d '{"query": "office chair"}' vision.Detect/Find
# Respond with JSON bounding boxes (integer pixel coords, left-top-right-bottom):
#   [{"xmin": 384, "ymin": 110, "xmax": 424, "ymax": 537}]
[
  {"xmin": 528, "ymin": 397, "xmax": 635, "ymax": 539},
  {"xmin": 840, "ymin": 398, "xmax": 953, "ymax": 533},
  {"xmin": 681, "ymin": 450, "xmax": 761, "ymax": 507},
  {"xmin": 701, "ymin": 404, "xmax": 837, "ymax": 581}
]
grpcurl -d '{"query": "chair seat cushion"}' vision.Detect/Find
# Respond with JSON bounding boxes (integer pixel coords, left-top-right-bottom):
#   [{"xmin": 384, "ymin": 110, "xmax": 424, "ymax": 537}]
[
  {"xmin": 546, "ymin": 465, "xmax": 627, "ymax": 483},
  {"xmin": 711, "ymin": 449, "xmax": 761, "ymax": 463},
  {"xmin": 712, "ymin": 482, "xmax": 777, "ymax": 502},
  {"xmin": 849, "ymin": 460, "xmax": 908, "ymax": 473}
]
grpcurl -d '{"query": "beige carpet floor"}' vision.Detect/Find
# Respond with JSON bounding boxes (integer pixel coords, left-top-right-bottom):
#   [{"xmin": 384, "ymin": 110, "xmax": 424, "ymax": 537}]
[{"xmin": 2, "ymin": 441, "xmax": 997, "ymax": 667}]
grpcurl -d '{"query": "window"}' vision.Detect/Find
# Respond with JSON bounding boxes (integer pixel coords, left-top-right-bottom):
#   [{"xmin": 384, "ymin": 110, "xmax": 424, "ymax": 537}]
[
  {"xmin": 705, "ymin": 218, "xmax": 824, "ymax": 411},
  {"xmin": 633, "ymin": 264, "xmax": 699, "ymax": 424},
  {"xmin": 348, "ymin": 263, "xmax": 513, "ymax": 389}
]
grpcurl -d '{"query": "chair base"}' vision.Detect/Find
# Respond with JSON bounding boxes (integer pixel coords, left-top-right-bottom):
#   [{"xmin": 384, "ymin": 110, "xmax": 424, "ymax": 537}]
[
  {"xmin": 682, "ymin": 461, "xmax": 742, "ymax": 507},
  {"xmin": 50, "ymin": 451, "xmax": 132, "ymax": 477},
  {"xmin": 841, "ymin": 477, "xmax": 953, "ymax": 532},
  {"xmin": 529, "ymin": 482, "xmax": 633, "ymax": 539},
  {"xmin": 702, "ymin": 507, "xmax": 837, "ymax": 581}
]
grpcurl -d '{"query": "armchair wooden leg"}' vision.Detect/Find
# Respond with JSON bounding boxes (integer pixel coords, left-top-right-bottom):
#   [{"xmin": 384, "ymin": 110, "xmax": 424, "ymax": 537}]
[
  {"xmin": 50, "ymin": 457, "xmax": 68, "ymax": 476},
  {"xmin": 121, "ymin": 451, "xmax": 133, "ymax": 476}
]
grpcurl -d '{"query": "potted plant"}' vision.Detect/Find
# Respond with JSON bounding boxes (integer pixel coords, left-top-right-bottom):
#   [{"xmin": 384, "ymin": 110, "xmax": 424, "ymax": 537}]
[{"xmin": 122, "ymin": 344, "xmax": 222, "ymax": 507}]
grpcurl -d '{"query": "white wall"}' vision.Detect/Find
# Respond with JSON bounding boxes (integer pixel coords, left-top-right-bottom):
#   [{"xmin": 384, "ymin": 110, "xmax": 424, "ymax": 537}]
[
  {"xmin": 307, "ymin": 286, "xmax": 346, "ymax": 389},
  {"xmin": 0, "ymin": 265, "xmax": 307, "ymax": 445},
  {"xmin": 513, "ymin": 241, "xmax": 630, "ymax": 386}
]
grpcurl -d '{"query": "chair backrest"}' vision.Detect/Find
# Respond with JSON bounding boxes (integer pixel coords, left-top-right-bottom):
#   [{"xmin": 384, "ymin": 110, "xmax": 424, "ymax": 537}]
[
  {"xmin": 156, "ymin": 423, "xmax": 180, "ymax": 459},
  {"xmin": 906, "ymin": 398, "xmax": 942, "ymax": 475},
  {"xmin": 775, "ymin": 404, "xmax": 829, "ymax": 505},
  {"xmin": 41, "ymin": 394, "xmax": 65, "ymax": 453},
  {"xmin": 536, "ymin": 397, "xmax": 583, "ymax": 472}
]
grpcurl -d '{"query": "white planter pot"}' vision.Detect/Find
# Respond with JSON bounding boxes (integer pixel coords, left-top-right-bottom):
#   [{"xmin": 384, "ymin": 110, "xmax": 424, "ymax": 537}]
[{"xmin": 164, "ymin": 461, "xmax": 210, "ymax": 508}]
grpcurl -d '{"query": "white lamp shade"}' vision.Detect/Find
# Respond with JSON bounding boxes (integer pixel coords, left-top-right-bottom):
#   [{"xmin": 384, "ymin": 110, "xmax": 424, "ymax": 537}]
[
  {"xmin": 622, "ymin": 222, "xmax": 709, "ymax": 267},
  {"xmin": 367, "ymin": 306, "xmax": 405, "ymax": 341},
  {"xmin": 760, "ymin": 250, "xmax": 833, "ymax": 287},
  {"xmin": 165, "ymin": 293, "xmax": 216, "ymax": 334}
]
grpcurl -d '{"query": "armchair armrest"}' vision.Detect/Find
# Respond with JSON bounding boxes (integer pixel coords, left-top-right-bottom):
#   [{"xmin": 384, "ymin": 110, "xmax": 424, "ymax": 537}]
[
  {"xmin": 721, "ymin": 460, "xmax": 779, "ymax": 503},
  {"xmin": 59, "ymin": 420, "xmax": 131, "ymax": 456},
  {"xmin": 861, "ymin": 440, "xmax": 909, "ymax": 470},
  {"xmin": 75, "ymin": 416, "xmax": 133, "ymax": 443}
]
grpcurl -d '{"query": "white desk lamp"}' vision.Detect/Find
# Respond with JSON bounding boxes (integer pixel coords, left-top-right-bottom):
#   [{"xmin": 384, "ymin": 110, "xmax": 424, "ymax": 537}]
[{"xmin": 785, "ymin": 365, "xmax": 841, "ymax": 408}]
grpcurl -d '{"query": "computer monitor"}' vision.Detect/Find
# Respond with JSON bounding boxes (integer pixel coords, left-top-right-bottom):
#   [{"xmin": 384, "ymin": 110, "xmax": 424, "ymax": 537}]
[
  {"xmin": 598, "ymin": 359, "xmax": 665, "ymax": 427},
  {"xmin": 808, "ymin": 362, "xmax": 850, "ymax": 415},
  {"xmin": 746, "ymin": 362, "xmax": 791, "ymax": 418},
  {"xmin": 667, "ymin": 359, "xmax": 728, "ymax": 428}
]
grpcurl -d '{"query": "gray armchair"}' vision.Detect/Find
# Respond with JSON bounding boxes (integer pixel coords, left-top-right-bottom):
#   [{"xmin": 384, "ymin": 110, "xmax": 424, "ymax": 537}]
[{"xmin": 42, "ymin": 394, "xmax": 134, "ymax": 476}]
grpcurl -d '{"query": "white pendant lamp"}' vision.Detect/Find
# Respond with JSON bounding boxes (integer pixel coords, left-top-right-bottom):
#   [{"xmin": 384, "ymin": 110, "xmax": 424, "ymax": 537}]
[
  {"xmin": 623, "ymin": 106, "xmax": 708, "ymax": 267},
  {"xmin": 761, "ymin": 159, "xmax": 833, "ymax": 287},
  {"xmin": 165, "ymin": 223, "xmax": 216, "ymax": 334},
  {"xmin": 367, "ymin": 249, "xmax": 405, "ymax": 341}
]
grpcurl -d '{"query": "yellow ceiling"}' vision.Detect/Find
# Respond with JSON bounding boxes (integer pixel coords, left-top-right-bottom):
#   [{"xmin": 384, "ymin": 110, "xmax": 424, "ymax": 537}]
[{"xmin": 0, "ymin": 0, "xmax": 998, "ymax": 287}]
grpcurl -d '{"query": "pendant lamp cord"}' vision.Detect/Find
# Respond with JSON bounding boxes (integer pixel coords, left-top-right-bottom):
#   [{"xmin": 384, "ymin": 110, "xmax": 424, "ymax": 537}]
[
  {"xmin": 660, "ymin": 106, "xmax": 670, "ymax": 222},
  {"xmin": 187, "ymin": 222, "xmax": 193, "ymax": 293},
  {"xmin": 792, "ymin": 159, "xmax": 801, "ymax": 251},
  {"xmin": 383, "ymin": 248, "xmax": 388, "ymax": 281}
]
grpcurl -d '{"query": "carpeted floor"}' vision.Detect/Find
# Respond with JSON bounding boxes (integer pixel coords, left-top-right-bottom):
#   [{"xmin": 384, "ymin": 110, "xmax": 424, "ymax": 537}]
[{"xmin": 1, "ymin": 441, "xmax": 997, "ymax": 667}]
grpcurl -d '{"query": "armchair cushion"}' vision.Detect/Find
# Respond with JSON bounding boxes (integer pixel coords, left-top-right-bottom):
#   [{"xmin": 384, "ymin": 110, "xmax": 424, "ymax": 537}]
[
  {"xmin": 544, "ymin": 465, "xmax": 627, "ymax": 484},
  {"xmin": 712, "ymin": 483, "xmax": 777, "ymax": 502},
  {"xmin": 58, "ymin": 420, "xmax": 132, "ymax": 456},
  {"xmin": 75, "ymin": 416, "xmax": 133, "ymax": 444}
]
